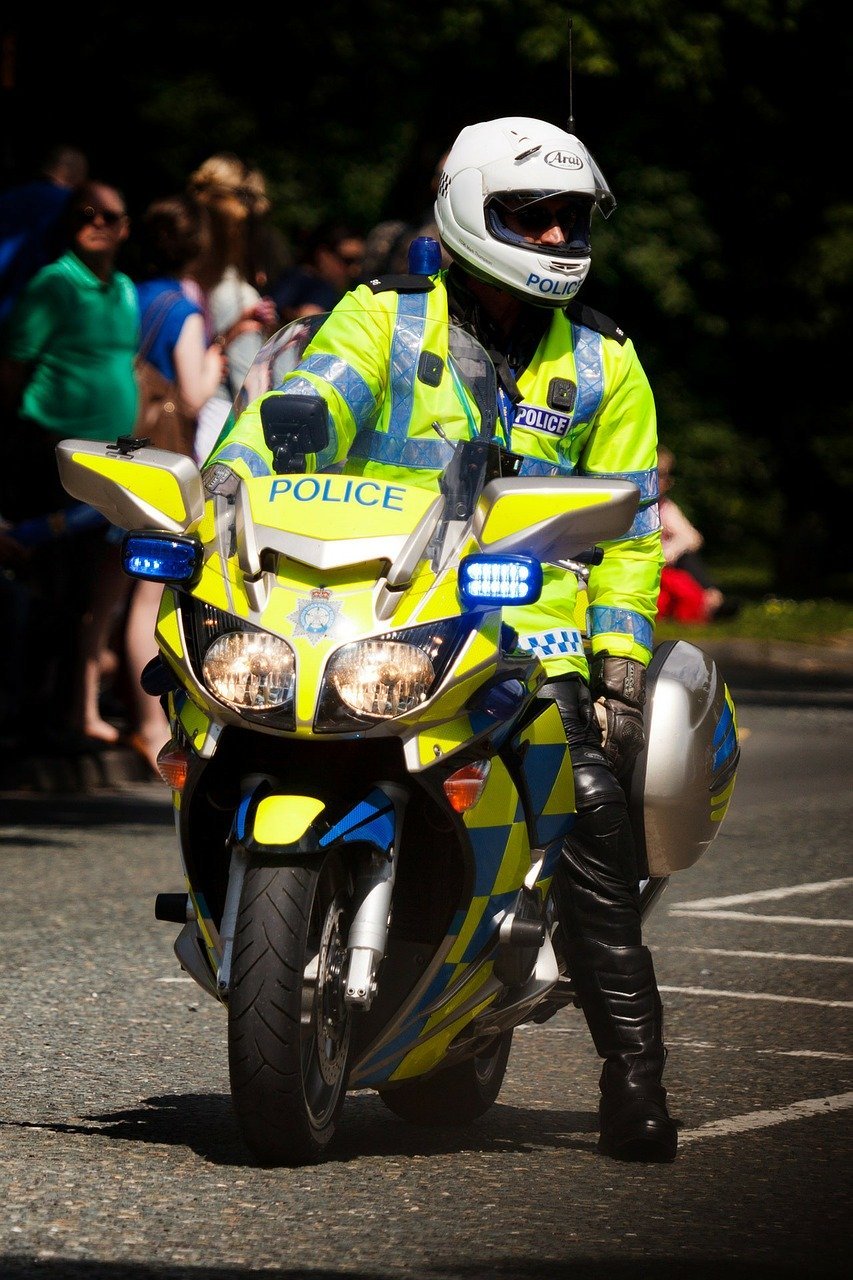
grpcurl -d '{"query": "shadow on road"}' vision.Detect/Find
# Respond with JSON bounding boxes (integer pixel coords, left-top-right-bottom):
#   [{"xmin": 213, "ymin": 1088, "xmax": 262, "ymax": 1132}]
[
  {"xmin": 0, "ymin": 1251, "xmax": 833, "ymax": 1279},
  {"xmin": 0, "ymin": 792, "xmax": 171, "ymax": 829},
  {"xmin": 2, "ymin": 1090, "xmax": 599, "ymax": 1168}
]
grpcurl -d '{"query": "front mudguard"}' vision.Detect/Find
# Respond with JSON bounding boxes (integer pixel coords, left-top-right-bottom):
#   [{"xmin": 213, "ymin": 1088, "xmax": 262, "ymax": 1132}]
[{"xmin": 231, "ymin": 786, "xmax": 327, "ymax": 860}]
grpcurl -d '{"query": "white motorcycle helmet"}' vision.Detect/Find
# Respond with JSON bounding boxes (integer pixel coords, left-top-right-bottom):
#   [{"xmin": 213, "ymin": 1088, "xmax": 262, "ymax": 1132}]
[{"xmin": 434, "ymin": 116, "xmax": 616, "ymax": 307}]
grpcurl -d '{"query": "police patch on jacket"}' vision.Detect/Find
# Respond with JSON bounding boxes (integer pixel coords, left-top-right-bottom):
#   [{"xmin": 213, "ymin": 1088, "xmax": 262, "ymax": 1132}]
[{"xmin": 515, "ymin": 404, "xmax": 572, "ymax": 439}]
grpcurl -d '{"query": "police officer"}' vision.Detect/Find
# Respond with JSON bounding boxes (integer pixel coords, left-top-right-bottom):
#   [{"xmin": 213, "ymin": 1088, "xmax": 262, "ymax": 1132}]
[{"xmin": 207, "ymin": 116, "xmax": 675, "ymax": 1161}]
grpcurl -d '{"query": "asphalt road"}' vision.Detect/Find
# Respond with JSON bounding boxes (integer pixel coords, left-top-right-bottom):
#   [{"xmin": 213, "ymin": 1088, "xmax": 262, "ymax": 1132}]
[{"xmin": 0, "ymin": 691, "xmax": 850, "ymax": 1280}]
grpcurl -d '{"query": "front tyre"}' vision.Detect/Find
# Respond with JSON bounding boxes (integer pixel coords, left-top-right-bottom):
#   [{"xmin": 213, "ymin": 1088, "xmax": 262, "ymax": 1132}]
[
  {"xmin": 228, "ymin": 852, "xmax": 352, "ymax": 1166},
  {"xmin": 378, "ymin": 1030, "xmax": 513, "ymax": 1126}
]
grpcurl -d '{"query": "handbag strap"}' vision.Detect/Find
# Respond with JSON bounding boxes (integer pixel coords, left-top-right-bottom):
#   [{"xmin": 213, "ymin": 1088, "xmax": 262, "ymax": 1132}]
[{"xmin": 138, "ymin": 289, "xmax": 186, "ymax": 363}]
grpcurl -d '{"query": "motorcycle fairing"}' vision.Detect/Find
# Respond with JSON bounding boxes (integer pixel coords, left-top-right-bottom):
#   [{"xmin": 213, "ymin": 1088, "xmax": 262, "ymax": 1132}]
[
  {"xmin": 507, "ymin": 699, "xmax": 575, "ymax": 882},
  {"xmin": 165, "ymin": 551, "xmax": 519, "ymax": 750},
  {"xmin": 186, "ymin": 886, "xmax": 222, "ymax": 982},
  {"xmin": 236, "ymin": 473, "xmax": 440, "ymax": 575},
  {"xmin": 349, "ymin": 751, "xmax": 526, "ymax": 1084},
  {"xmin": 407, "ymin": 708, "xmax": 497, "ymax": 771},
  {"xmin": 352, "ymin": 699, "xmax": 574, "ymax": 1085},
  {"xmin": 167, "ymin": 686, "xmax": 220, "ymax": 758}
]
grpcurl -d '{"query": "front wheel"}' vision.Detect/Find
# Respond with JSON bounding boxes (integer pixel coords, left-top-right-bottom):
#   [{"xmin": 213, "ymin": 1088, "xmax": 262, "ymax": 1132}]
[
  {"xmin": 378, "ymin": 1030, "xmax": 513, "ymax": 1126},
  {"xmin": 227, "ymin": 852, "xmax": 352, "ymax": 1166}
]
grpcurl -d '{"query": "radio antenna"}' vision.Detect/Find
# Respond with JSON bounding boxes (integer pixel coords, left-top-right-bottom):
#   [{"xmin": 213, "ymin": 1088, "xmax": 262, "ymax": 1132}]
[{"xmin": 566, "ymin": 14, "xmax": 576, "ymax": 135}]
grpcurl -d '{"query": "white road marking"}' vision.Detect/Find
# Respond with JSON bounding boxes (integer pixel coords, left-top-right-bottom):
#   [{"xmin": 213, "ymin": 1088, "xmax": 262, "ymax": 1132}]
[
  {"xmin": 663, "ymin": 945, "xmax": 853, "ymax": 964},
  {"xmin": 756, "ymin": 1048, "xmax": 853, "ymax": 1061},
  {"xmin": 156, "ymin": 976, "xmax": 194, "ymax": 983},
  {"xmin": 678, "ymin": 1092, "xmax": 853, "ymax": 1145},
  {"xmin": 671, "ymin": 1040, "xmax": 853, "ymax": 1061},
  {"xmin": 673, "ymin": 877, "xmax": 853, "ymax": 911},
  {"xmin": 521, "ymin": 1028, "xmax": 853, "ymax": 1061},
  {"xmin": 668, "ymin": 909, "xmax": 853, "ymax": 926},
  {"xmin": 659, "ymin": 983, "xmax": 852, "ymax": 1008}
]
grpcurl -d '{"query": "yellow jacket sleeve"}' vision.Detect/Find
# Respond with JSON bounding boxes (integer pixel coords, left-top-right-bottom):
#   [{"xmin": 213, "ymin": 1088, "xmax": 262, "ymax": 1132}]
[{"xmin": 580, "ymin": 337, "xmax": 663, "ymax": 666}]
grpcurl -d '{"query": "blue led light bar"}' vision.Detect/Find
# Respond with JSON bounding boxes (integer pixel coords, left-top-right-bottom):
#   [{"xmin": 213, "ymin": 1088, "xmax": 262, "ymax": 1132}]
[
  {"xmin": 121, "ymin": 533, "xmax": 201, "ymax": 583},
  {"xmin": 459, "ymin": 554, "xmax": 543, "ymax": 607}
]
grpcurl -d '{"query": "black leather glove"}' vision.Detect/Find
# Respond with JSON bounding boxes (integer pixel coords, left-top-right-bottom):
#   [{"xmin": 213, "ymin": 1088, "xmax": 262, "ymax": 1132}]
[{"xmin": 588, "ymin": 653, "xmax": 647, "ymax": 780}]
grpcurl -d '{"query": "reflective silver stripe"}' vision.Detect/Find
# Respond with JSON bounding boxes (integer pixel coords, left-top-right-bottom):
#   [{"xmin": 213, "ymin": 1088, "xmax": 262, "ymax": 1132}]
[
  {"xmin": 518, "ymin": 628, "xmax": 585, "ymax": 659},
  {"xmin": 587, "ymin": 467, "xmax": 658, "ymax": 502},
  {"xmin": 213, "ymin": 442, "xmax": 271, "ymax": 477},
  {"xmin": 587, "ymin": 606, "xmax": 653, "ymax": 651},
  {"xmin": 348, "ymin": 431, "xmax": 455, "ymax": 471},
  {"xmin": 296, "ymin": 356, "xmax": 376, "ymax": 422},
  {"xmin": 626, "ymin": 502, "xmax": 661, "ymax": 539},
  {"xmin": 388, "ymin": 292, "xmax": 430, "ymax": 439},
  {"xmin": 571, "ymin": 324, "xmax": 604, "ymax": 423},
  {"xmin": 518, "ymin": 456, "xmax": 576, "ymax": 477}
]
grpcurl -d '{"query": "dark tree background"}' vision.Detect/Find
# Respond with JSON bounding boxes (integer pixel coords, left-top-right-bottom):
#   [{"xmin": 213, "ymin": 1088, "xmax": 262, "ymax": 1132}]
[{"xmin": 2, "ymin": 1, "xmax": 850, "ymax": 596}]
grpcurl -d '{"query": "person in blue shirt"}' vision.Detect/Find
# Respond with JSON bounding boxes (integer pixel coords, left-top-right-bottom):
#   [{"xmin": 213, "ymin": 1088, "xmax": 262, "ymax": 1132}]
[{"xmin": 0, "ymin": 144, "xmax": 89, "ymax": 336}]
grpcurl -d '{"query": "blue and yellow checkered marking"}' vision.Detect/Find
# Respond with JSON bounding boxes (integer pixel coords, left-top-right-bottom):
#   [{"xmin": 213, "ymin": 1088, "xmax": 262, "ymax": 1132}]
[
  {"xmin": 354, "ymin": 762, "xmax": 529, "ymax": 1084},
  {"xmin": 710, "ymin": 687, "xmax": 739, "ymax": 822},
  {"xmin": 518, "ymin": 627, "xmax": 585, "ymax": 660},
  {"xmin": 355, "ymin": 704, "xmax": 577, "ymax": 1086},
  {"xmin": 320, "ymin": 788, "xmax": 395, "ymax": 853},
  {"xmin": 513, "ymin": 700, "xmax": 575, "ymax": 846},
  {"xmin": 712, "ymin": 690, "xmax": 738, "ymax": 771}
]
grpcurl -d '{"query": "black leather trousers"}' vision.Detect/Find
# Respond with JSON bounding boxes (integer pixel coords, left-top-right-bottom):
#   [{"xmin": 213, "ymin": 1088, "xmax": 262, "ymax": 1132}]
[
  {"xmin": 539, "ymin": 675, "xmax": 642, "ymax": 945},
  {"xmin": 539, "ymin": 676, "xmax": 667, "ymax": 1090}
]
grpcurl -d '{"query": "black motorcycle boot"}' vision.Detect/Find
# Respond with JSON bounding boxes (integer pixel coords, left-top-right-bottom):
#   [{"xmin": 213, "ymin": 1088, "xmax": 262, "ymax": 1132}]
[
  {"xmin": 564, "ymin": 935, "xmax": 677, "ymax": 1161},
  {"xmin": 541, "ymin": 678, "xmax": 677, "ymax": 1161},
  {"xmin": 549, "ymin": 800, "xmax": 678, "ymax": 1162}
]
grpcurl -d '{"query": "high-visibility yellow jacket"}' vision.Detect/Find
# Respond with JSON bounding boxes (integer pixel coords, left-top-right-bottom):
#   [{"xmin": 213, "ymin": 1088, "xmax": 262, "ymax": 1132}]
[{"xmin": 208, "ymin": 272, "xmax": 663, "ymax": 678}]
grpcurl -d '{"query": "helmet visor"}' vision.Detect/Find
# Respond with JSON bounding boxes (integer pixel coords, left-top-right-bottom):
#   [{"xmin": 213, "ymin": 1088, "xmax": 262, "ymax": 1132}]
[
  {"xmin": 586, "ymin": 149, "xmax": 617, "ymax": 218},
  {"xmin": 486, "ymin": 193, "xmax": 594, "ymax": 256}
]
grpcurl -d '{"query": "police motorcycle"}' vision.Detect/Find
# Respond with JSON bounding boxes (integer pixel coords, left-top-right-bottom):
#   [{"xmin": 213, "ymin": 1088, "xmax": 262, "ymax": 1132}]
[{"xmin": 56, "ymin": 311, "xmax": 739, "ymax": 1167}]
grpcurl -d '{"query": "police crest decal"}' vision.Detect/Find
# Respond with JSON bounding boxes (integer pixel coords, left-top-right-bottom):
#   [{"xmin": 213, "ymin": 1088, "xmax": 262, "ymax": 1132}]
[{"xmin": 289, "ymin": 588, "xmax": 343, "ymax": 644}]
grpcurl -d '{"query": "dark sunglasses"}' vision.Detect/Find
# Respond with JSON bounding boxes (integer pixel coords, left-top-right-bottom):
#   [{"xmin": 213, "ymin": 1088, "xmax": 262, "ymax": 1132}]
[
  {"xmin": 509, "ymin": 202, "xmax": 581, "ymax": 235},
  {"xmin": 75, "ymin": 205, "xmax": 126, "ymax": 227}
]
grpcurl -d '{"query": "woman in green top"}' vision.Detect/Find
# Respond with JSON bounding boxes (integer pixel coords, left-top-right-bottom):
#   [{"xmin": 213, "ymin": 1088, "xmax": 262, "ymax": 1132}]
[
  {"xmin": 0, "ymin": 179, "xmax": 139, "ymax": 520},
  {"xmin": 0, "ymin": 181, "xmax": 139, "ymax": 749}
]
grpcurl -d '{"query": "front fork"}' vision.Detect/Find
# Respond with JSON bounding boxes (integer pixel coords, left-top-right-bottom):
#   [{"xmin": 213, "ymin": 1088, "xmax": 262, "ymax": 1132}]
[{"xmin": 215, "ymin": 781, "xmax": 408, "ymax": 1011}]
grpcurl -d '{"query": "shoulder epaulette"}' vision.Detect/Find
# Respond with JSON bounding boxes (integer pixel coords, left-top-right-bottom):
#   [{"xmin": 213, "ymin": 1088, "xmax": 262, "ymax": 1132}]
[
  {"xmin": 564, "ymin": 299, "xmax": 627, "ymax": 345},
  {"xmin": 364, "ymin": 273, "xmax": 436, "ymax": 295}
]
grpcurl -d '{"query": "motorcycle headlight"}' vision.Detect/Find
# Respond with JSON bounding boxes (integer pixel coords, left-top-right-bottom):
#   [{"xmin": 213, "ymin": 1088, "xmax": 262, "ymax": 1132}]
[
  {"xmin": 327, "ymin": 640, "xmax": 434, "ymax": 718},
  {"xmin": 202, "ymin": 631, "xmax": 295, "ymax": 712},
  {"xmin": 315, "ymin": 619, "xmax": 472, "ymax": 732},
  {"xmin": 179, "ymin": 600, "xmax": 297, "ymax": 726}
]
